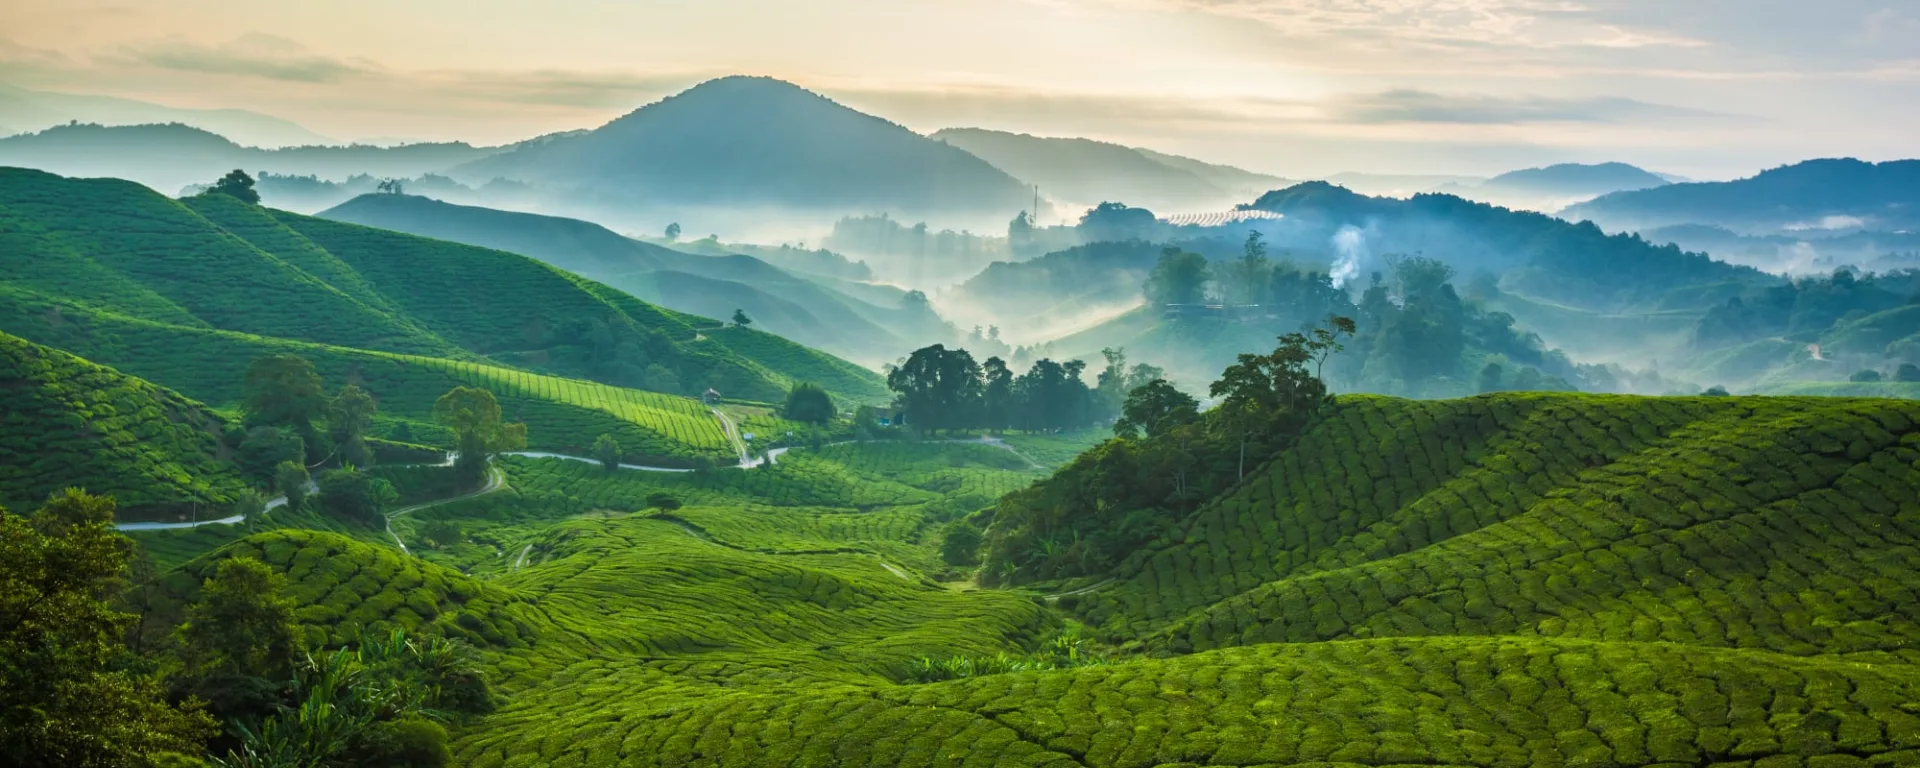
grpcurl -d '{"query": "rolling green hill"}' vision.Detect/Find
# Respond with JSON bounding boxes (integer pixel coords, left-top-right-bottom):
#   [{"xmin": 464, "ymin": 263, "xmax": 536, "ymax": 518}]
[
  {"xmin": 0, "ymin": 331, "xmax": 251, "ymax": 518},
  {"xmin": 317, "ymin": 192, "xmax": 934, "ymax": 369},
  {"xmin": 991, "ymin": 393, "xmax": 1920, "ymax": 661},
  {"xmin": 0, "ymin": 167, "xmax": 888, "ymax": 404}
]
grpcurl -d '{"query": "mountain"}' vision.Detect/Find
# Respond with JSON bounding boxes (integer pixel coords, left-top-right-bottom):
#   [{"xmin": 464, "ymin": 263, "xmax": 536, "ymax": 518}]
[
  {"xmin": 318, "ymin": 193, "xmax": 939, "ymax": 372},
  {"xmin": 929, "ymin": 128, "xmax": 1283, "ymax": 212},
  {"xmin": 1480, "ymin": 162, "xmax": 1668, "ymax": 197},
  {"xmin": 453, "ymin": 76, "xmax": 1032, "ymax": 223},
  {"xmin": 0, "ymin": 123, "xmax": 503, "ymax": 200},
  {"xmin": 0, "ymin": 84, "xmax": 334, "ymax": 147},
  {"xmin": 0, "ymin": 331, "xmax": 251, "ymax": 519},
  {"xmin": 1564, "ymin": 158, "xmax": 1920, "ymax": 234}
]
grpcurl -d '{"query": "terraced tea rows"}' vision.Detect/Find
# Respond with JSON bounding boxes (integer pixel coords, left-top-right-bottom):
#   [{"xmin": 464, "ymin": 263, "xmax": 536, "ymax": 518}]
[
  {"xmin": 0, "ymin": 288, "xmax": 740, "ymax": 462},
  {"xmin": 1075, "ymin": 394, "xmax": 1920, "ymax": 658},
  {"xmin": 0, "ymin": 331, "xmax": 251, "ymax": 517}
]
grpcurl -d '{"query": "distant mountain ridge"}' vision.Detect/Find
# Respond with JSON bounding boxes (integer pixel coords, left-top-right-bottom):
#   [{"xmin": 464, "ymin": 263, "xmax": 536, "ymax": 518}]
[
  {"xmin": 1480, "ymin": 162, "xmax": 1668, "ymax": 196},
  {"xmin": 0, "ymin": 84, "xmax": 333, "ymax": 147},
  {"xmin": 1563, "ymin": 157, "xmax": 1920, "ymax": 234},
  {"xmin": 929, "ymin": 127, "xmax": 1287, "ymax": 211},
  {"xmin": 455, "ymin": 76, "xmax": 1032, "ymax": 221},
  {"xmin": 0, "ymin": 122, "xmax": 503, "ymax": 199}
]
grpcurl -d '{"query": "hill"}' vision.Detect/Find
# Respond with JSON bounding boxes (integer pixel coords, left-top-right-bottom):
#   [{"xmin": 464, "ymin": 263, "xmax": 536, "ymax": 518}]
[
  {"xmin": 930, "ymin": 128, "xmax": 1274, "ymax": 211},
  {"xmin": 1240, "ymin": 182, "xmax": 1769, "ymax": 314},
  {"xmin": 0, "ymin": 332, "xmax": 251, "ymax": 519},
  {"xmin": 0, "ymin": 168, "xmax": 886, "ymax": 404},
  {"xmin": 317, "ymin": 193, "xmax": 933, "ymax": 371},
  {"xmin": 1481, "ymin": 162, "xmax": 1669, "ymax": 197},
  {"xmin": 454, "ymin": 76, "xmax": 1032, "ymax": 222},
  {"xmin": 990, "ymin": 394, "xmax": 1920, "ymax": 660},
  {"xmin": 1564, "ymin": 157, "xmax": 1920, "ymax": 234},
  {"xmin": 121, "ymin": 390, "xmax": 1920, "ymax": 767},
  {"xmin": 0, "ymin": 84, "xmax": 334, "ymax": 148},
  {"xmin": 0, "ymin": 123, "xmax": 501, "ymax": 198},
  {"xmin": 1643, "ymin": 223, "xmax": 1920, "ymax": 275}
]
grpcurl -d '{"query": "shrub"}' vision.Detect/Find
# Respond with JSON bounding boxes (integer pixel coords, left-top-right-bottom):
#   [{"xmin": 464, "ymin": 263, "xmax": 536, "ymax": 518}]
[{"xmin": 940, "ymin": 523, "xmax": 983, "ymax": 566}]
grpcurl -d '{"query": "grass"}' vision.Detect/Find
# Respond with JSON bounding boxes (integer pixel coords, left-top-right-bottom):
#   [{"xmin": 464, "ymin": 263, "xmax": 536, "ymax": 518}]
[{"xmin": 0, "ymin": 331, "xmax": 252, "ymax": 518}]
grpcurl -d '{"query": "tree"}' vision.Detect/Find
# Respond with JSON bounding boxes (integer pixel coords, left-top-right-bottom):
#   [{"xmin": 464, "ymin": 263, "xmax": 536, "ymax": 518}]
[
  {"xmin": 210, "ymin": 169, "xmax": 260, "ymax": 204},
  {"xmin": 176, "ymin": 557, "xmax": 301, "ymax": 727},
  {"xmin": 940, "ymin": 523, "xmax": 984, "ymax": 566},
  {"xmin": 731, "ymin": 308, "xmax": 753, "ymax": 327},
  {"xmin": 432, "ymin": 387, "xmax": 527, "ymax": 483},
  {"xmin": 1145, "ymin": 247, "xmax": 1212, "ymax": 306},
  {"xmin": 645, "ymin": 492, "xmax": 682, "ymax": 511},
  {"xmin": 243, "ymin": 355, "xmax": 327, "ymax": 437},
  {"xmin": 329, "ymin": 384, "xmax": 377, "ymax": 468},
  {"xmin": 886, "ymin": 345, "xmax": 984, "ymax": 435},
  {"xmin": 316, "ymin": 467, "xmax": 383, "ymax": 525},
  {"xmin": 664, "ymin": 222, "xmax": 681, "ymax": 241},
  {"xmin": 376, "ymin": 178, "xmax": 405, "ymax": 195},
  {"xmin": 274, "ymin": 460, "xmax": 311, "ymax": 511},
  {"xmin": 782, "ymin": 383, "xmax": 835, "ymax": 425},
  {"xmin": 1851, "ymin": 368, "xmax": 1884, "ymax": 382},
  {"xmin": 1113, "ymin": 379, "xmax": 1200, "ymax": 439},
  {"xmin": 237, "ymin": 426, "xmax": 305, "ymax": 484},
  {"xmin": 1007, "ymin": 211, "xmax": 1035, "ymax": 257},
  {"xmin": 1228, "ymin": 231, "xmax": 1273, "ymax": 305},
  {"xmin": 592, "ymin": 434, "xmax": 621, "ymax": 473},
  {"xmin": 981, "ymin": 357, "xmax": 1014, "ymax": 432},
  {"xmin": 1210, "ymin": 316, "xmax": 1355, "ymax": 478},
  {"xmin": 1077, "ymin": 201, "xmax": 1156, "ymax": 243},
  {"xmin": 0, "ymin": 490, "xmax": 216, "ymax": 766}
]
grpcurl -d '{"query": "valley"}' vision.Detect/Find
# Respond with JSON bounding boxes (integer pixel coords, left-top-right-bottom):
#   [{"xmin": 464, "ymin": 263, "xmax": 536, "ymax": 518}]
[{"xmin": 2, "ymin": 26, "xmax": 1918, "ymax": 767}]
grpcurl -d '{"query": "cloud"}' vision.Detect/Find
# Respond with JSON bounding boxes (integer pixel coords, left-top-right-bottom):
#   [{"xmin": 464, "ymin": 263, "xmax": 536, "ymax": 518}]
[
  {"xmin": 1325, "ymin": 89, "xmax": 1735, "ymax": 124},
  {"xmin": 116, "ymin": 34, "xmax": 379, "ymax": 83}
]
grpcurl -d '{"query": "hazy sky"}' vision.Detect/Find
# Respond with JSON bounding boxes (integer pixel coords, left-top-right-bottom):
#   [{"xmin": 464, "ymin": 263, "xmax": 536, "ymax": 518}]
[{"xmin": 3, "ymin": 0, "xmax": 1916, "ymax": 177}]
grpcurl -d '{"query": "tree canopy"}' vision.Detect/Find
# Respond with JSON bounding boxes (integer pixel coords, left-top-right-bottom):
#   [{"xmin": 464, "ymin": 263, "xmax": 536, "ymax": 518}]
[{"xmin": 209, "ymin": 169, "xmax": 260, "ymax": 205}]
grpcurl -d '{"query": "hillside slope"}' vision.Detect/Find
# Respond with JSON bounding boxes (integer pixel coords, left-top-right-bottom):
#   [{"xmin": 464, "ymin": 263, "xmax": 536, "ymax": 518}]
[
  {"xmin": 317, "ymin": 193, "xmax": 922, "ymax": 372},
  {"xmin": 455, "ymin": 76, "xmax": 1032, "ymax": 219},
  {"xmin": 930, "ymin": 127, "xmax": 1248, "ymax": 211},
  {"xmin": 990, "ymin": 394, "xmax": 1920, "ymax": 661},
  {"xmin": 0, "ymin": 331, "xmax": 251, "ymax": 518},
  {"xmin": 1564, "ymin": 158, "xmax": 1920, "ymax": 233},
  {"xmin": 0, "ymin": 168, "xmax": 885, "ymax": 403}
]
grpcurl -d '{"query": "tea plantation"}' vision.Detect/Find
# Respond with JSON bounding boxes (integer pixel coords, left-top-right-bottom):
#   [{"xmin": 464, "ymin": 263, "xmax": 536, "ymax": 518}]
[
  {"xmin": 0, "ymin": 167, "xmax": 888, "ymax": 405},
  {"xmin": 0, "ymin": 331, "xmax": 250, "ymax": 517},
  {"xmin": 99, "ymin": 390, "xmax": 1920, "ymax": 767}
]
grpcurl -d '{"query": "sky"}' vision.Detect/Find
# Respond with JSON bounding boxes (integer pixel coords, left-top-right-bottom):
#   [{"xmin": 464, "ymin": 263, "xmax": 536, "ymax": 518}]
[{"xmin": 2, "ymin": 0, "xmax": 1916, "ymax": 178}]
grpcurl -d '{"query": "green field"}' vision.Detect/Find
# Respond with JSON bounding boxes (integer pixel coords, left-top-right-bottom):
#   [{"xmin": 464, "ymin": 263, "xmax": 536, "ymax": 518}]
[{"xmin": 102, "ymin": 390, "xmax": 1920, "ymax": 766}]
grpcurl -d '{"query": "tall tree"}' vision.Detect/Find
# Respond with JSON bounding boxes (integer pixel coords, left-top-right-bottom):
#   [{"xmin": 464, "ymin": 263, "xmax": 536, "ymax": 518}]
[
  {"xmin": 981, "ymin": 356, "xmax": 1014, "ymax": 433},
  {"xmin": 664, "ymin": 222, "xmax": 682, "ymax": 241},
  {"xmin": 1145, "ymin": 248, "xmax": 1213, "ymax": 306},
  {"xmin": 0, "ymin": 490, "xmax": 215, "ymax": 766},
  {"xmin": 243, "ymin": 355, "xmax": 327, "ymax": 431},
  {"xmin": 1113, "ymin": 379, "xmax": 1200, "ymax": 439},
  {"xmin": 329, "ymin": 383, "xmax": 377, "ymax": 468},
  {"xmin": 1210, "ymin": 316, "xmax": 1355, "ymax": 478},
  {"xmin": 886, "ymin": 345, "xmax": 983, "ymax": 435},
  {"xmin": 432, "ymin": 387, "xmax": 527, "ymax": 482},
  {"xmin": 1228, "ymin": 231, "xmax": 1274, "ymax": 305},
  {"xmin": 731, "ymin": 309, "xmax": 753, "ymax": 327},
  {"xmin": 275, "ymin": 460, "xmax": 310, "ymax": 511},
  {"xmin": 176, "ymin": 557, "xmax": 301, "ymax": 725}
]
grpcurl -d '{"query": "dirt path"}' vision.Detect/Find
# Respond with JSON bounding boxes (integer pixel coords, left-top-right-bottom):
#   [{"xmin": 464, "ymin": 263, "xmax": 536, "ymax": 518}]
[{"xmin": 1043, "ymin": 578, "xmax": 1115, "ymax": 601}]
